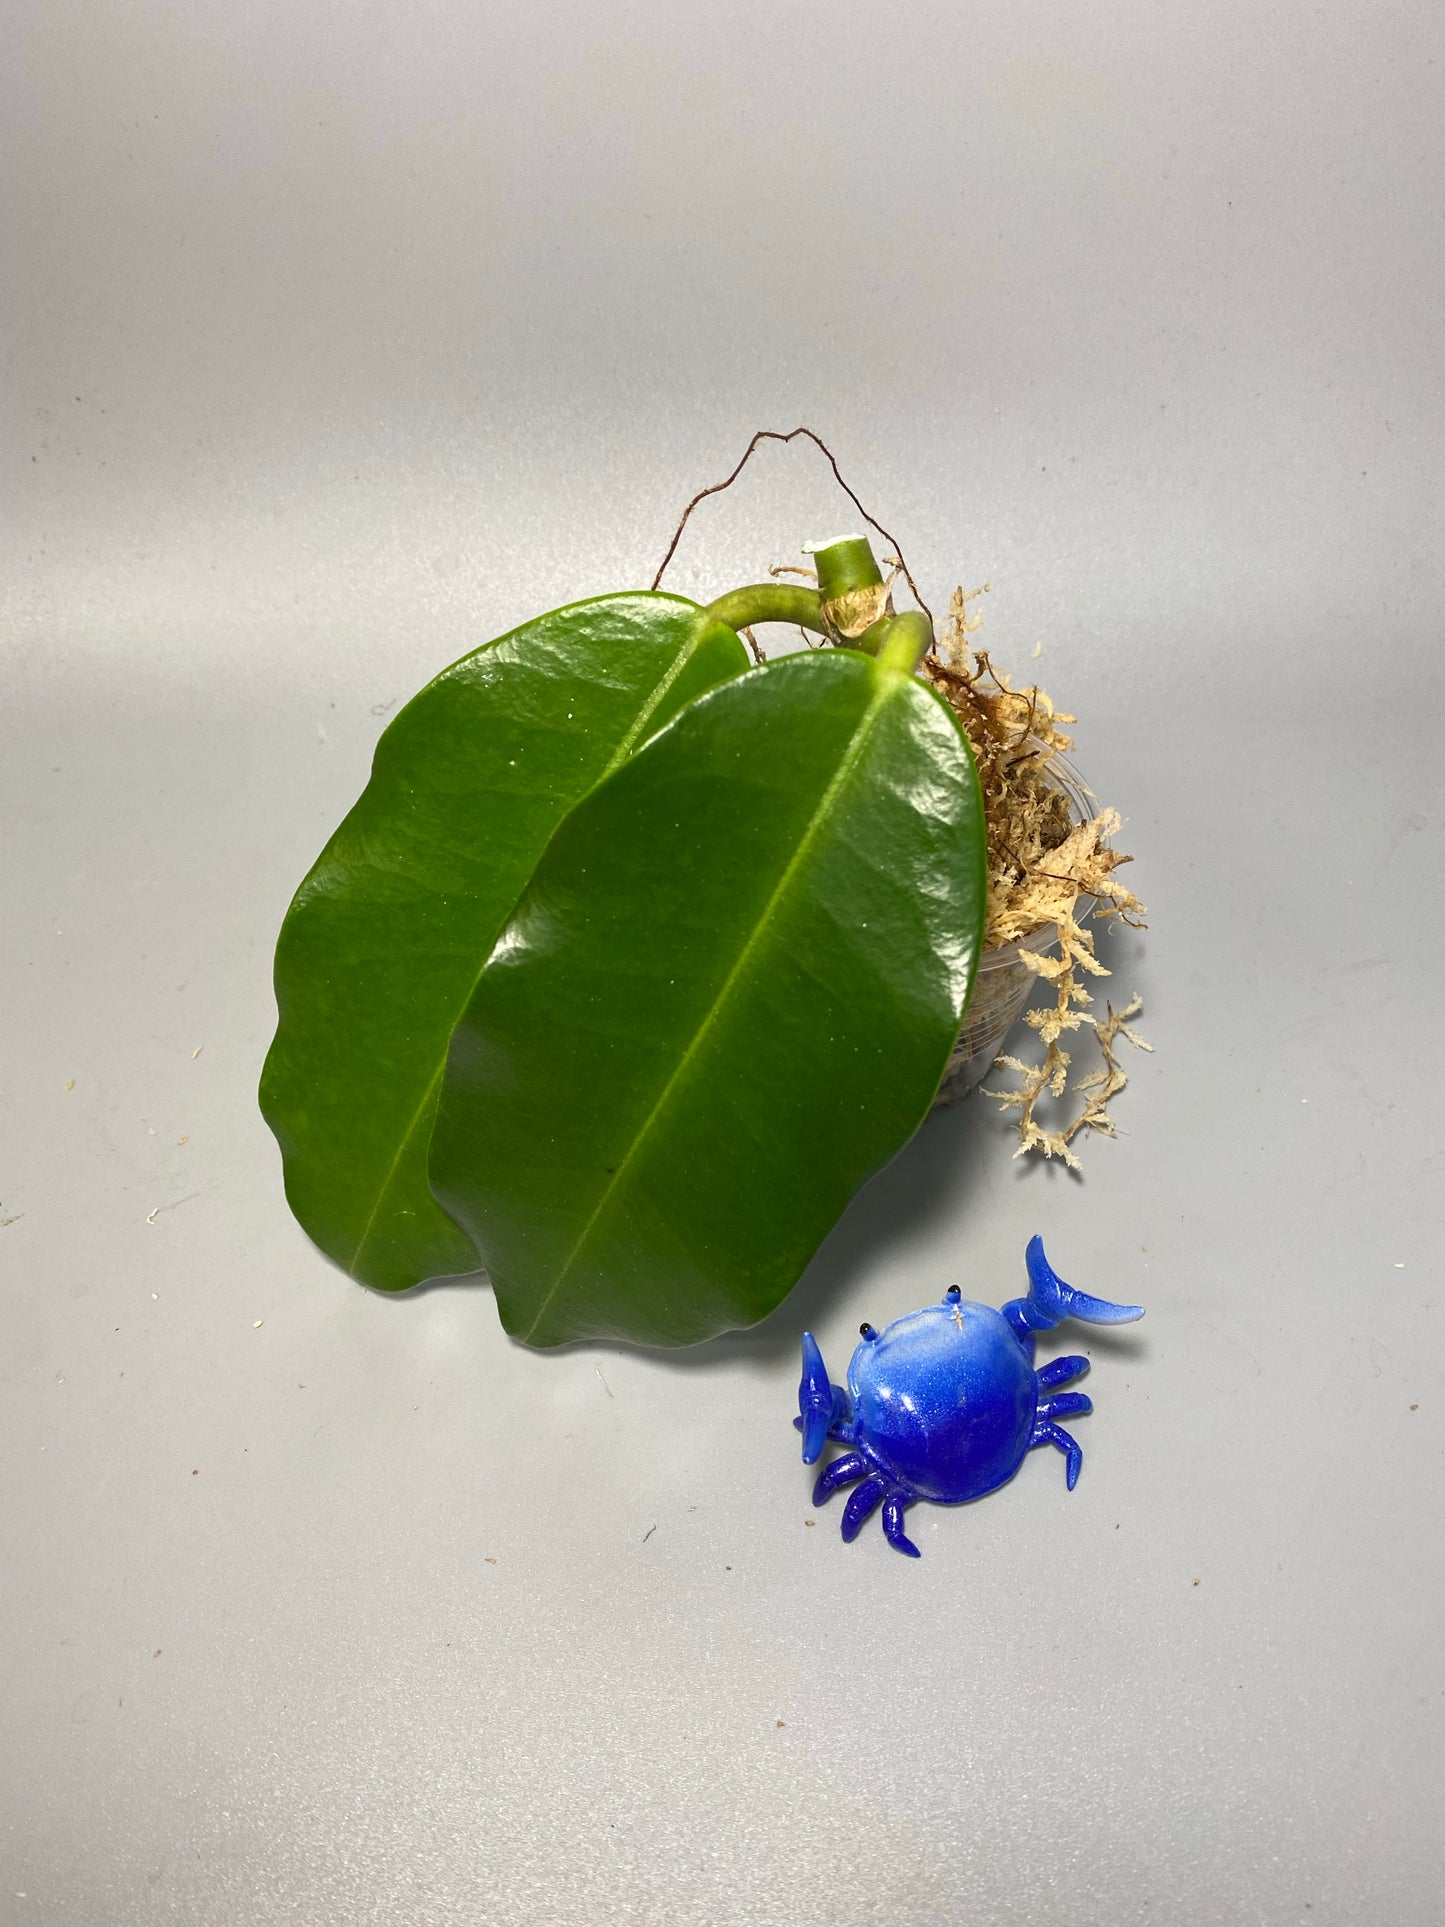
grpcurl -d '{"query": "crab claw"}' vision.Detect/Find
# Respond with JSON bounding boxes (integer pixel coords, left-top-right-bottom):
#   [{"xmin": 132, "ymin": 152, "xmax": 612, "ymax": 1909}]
[
  {"xmin": 1012, "ymin": 1235, "xmax": 1144, "ymax": 1335},
  {"xmin": 798, "ymin": 1331, "xmax": 835, "ymax": 1465}
]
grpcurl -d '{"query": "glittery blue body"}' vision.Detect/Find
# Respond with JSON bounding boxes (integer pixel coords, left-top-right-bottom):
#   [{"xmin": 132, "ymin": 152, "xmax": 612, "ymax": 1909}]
[{"xmin": 795, "ymin": 1236, "xmax": 1143, "ymax": 1557}]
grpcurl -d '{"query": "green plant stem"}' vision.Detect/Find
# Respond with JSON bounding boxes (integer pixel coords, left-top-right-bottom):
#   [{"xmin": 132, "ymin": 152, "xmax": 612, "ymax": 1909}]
[
  {"xmin": 705, "ymin": 584, "xmax": 831, "ymax": 639},
  {"xmin": 809, "ymin": 535, "xmax": 884, "ymax": 602},
  {"xmin": 875, "ymin": 611, "xmax": 932, "ymax": 676},
  {"xmin": 705, "ymin": 586, "xmax": 931, "ymax": 674}
]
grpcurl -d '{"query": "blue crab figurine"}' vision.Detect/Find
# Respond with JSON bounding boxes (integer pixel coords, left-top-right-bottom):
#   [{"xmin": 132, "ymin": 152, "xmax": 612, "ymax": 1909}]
[{"xmin": 796, "ymin": 1236, "xmax": 1144, "ymax": 1556}]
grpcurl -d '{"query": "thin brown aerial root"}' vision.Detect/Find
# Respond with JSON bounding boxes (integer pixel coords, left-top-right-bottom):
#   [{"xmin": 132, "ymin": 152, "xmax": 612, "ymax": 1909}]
[{"xmin": 652, "ymin": 427, "xmax": 932, "ymax": 622}]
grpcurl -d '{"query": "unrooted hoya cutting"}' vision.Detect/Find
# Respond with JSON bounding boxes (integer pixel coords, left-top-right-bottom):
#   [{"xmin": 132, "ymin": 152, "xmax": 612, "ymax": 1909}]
[
  {"xmin": 649, "ymin": 422, "xmax": 1151, "ymax": 1164},
  {"xmin": 924, "ymin": 585, "xmax": 1150, "ymax": 1166}
]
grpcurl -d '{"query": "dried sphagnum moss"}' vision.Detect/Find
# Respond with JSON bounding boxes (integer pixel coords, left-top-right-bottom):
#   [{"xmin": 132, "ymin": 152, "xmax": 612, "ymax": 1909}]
[{"xmin": 924, "ymin": 584, "xmax": 1150, "ymax": 1166}]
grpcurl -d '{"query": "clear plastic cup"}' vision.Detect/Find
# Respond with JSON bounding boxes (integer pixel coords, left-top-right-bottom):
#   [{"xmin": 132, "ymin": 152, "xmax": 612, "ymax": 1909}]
[{"xmin": 933, "ymin": 753, "xmax": 1098, "ymax": 1105}]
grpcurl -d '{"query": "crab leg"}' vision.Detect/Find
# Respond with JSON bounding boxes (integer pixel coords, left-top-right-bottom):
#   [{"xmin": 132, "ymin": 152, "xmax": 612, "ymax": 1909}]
[
  {"xmin": 811, "ymin": 1451, "xmax": 869, "ymax": 1507},
  {"xmin": 1030, "ymin": 1419, "xmax": 1084, "ymax": 1490},
  {"xmin": 1038, "ymin": 1391, "xmax": 1092, "ymax": 1422},
  {"xmin": 1036, "ymin": 1353, "xmax": 1090, "ymax": 1390},
  {"xmin": 840, "ymin": 1476, "xmax": 887, "ymax": 1542},
  {"xmin": 881, "ymin": 1488, "xmax": 921, "ymax": 1559}
]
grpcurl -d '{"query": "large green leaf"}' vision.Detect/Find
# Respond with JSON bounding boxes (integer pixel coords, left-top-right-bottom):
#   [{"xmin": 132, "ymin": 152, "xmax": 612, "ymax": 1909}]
[
  {"xmin": 260, "ymin": 593, "xmax": 749, "ymax": 1291},
  {"xmin": 429, "ymin": 648, "xmax": 988, "ymax": 1348}
]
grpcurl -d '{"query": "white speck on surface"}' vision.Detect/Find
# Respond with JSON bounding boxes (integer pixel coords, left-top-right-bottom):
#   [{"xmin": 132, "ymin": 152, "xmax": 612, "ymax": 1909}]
[
  {"xmin": 191, "ymin": 1046, "xmax": 203, "ymax": 1059},
  {"xmin": 253, "ymin": 1320, "xmax": 263, "ymax": 1329}
]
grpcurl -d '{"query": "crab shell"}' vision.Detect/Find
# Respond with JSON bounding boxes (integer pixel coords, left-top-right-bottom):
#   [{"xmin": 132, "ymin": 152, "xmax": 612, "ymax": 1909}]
[{"xmin": 847, "ymin": 1299, "xmax": 1039, "ymax": 1504}]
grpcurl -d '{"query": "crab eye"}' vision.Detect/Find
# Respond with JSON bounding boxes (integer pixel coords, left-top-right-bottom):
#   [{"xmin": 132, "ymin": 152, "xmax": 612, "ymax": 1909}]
[
  {"xmin": 945, "ymin": 1284, "xmax": 962, "ymax": 1300},
  {"xmin": 859, "ymin": 1322, "xmax": 877, "ymax": 1340}
]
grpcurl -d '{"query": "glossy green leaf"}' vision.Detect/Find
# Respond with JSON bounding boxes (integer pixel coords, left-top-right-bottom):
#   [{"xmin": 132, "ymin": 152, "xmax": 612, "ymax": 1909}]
[
  {"xmin": 260, "ymin": 593, "xmax": 749, "ymax": 1291},
  {"xmin": 429, "ymin": 648, "xmax": 988, "ymax": 1348}
]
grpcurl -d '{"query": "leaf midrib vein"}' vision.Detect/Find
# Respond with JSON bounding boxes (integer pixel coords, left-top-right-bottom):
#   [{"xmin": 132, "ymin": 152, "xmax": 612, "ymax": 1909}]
[
  {"xmin": 345, "ymin": 627, "xmax": 715, "ymax": 1277},
  {"xmin": 518, "ymin": 670, "xmax": 896, "ymax": 1342}
]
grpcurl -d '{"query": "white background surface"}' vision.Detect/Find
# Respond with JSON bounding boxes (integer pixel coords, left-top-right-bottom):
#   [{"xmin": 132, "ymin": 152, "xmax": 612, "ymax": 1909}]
[{"xmin": 4, "ymin": 3, "xmax": 1442, "ymax": 1923}]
